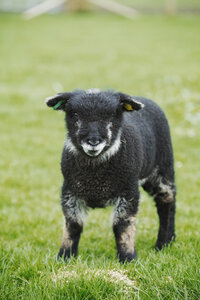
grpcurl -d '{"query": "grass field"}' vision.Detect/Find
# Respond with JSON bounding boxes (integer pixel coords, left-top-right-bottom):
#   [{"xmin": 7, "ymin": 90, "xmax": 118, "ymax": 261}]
[{"xmin": 0, "ymin": 12, "xmax": 200, "ymax": 299}]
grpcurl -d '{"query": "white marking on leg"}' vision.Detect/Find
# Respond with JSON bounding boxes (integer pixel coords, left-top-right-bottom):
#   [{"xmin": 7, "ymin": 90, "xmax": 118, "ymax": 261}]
[
  {"xmin": 120, "ymin": 216, "xmax": 136, "ymax": 254},
  {"xmin": 113, "ymin": 197, "xmax": 128, "ymax": 225},
  {"xmin": 139, "ymin": 167, "xmax": 159, "ymax": 186},
  {"xmin": 112, "ymin": 199, "xmax": 137, "ymax": 256},
  {"xmin": 139, "ymin": 178, "xmax": 147, "ymax": 185},
  {"xmin": 158, "ymin": 181, "xmax": 175, "ymax": 203},
  {"xmin": 62, "ymin": 192, "xmax": 88, "ymax": 225},
  {"xmin": 61, "ymin": 221, "xmax": 71, "ymax": 248},
  {"xmin": 112, "ymin": 195, "xmax": 134, "ymax": 225}
]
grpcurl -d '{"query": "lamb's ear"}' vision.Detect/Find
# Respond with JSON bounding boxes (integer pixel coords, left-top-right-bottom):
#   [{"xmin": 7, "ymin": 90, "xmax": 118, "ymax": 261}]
[
  {"xmin": 118, "ymin": 92, "xmax": 144, "ymax": 111},
  {"xmin": 45, "ymin": 92, "xmax": 72, "ymax": 111}
]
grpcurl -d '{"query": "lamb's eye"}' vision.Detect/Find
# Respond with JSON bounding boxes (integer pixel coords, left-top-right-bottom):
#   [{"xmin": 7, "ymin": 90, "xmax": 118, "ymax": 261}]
[
  {"xmin": 110, "ymin": 113, "xmax": 116, "ymax": 120},
  {"xmin": 74, "ymin": 113, "xmax": 79, "ymax": 121}
]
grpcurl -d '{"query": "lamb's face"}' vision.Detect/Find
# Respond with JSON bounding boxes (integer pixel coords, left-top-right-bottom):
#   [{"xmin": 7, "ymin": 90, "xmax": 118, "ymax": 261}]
[
  {"xmin": 46, "ymin": 89, "xmax": 143, "ymax": 159},
  {"xmin": 69, "ymin": 118, "xmax": 115, "ymax": 157},
  {"xmin": 66, "ymin": 92, "xmax": 122, "ymax": 157}
]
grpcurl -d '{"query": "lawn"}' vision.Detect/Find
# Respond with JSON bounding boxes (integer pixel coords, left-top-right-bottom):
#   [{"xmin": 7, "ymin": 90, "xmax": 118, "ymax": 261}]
[{"xmin": 0, "ymin": 12, "xmax": 200, "ymax": 299}]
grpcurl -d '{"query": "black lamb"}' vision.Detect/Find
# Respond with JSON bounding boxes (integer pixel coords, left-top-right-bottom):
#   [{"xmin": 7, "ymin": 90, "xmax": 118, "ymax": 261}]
[{"xmin": 46, "ymin": 89, "xmax": 176, "ymax": 263}]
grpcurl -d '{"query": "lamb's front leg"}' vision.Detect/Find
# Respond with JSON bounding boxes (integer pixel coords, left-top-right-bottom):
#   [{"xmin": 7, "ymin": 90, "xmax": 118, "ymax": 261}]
[
  {"xmin": 113, "ymin": 196, "xmax": 138, "ymax": 263},
  {"xmin": 57, "ymin": 219, "xmax": 83, "ymax": 260},
  {"xmin": 57, "ymin": 190, "xmax": 86, "ymax": 261}
]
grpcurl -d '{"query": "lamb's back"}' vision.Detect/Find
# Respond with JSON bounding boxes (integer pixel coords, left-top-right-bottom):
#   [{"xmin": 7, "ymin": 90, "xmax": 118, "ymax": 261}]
[{"xmin": 123, "ymin": 97, "xmax": 173, "ymax": 178}]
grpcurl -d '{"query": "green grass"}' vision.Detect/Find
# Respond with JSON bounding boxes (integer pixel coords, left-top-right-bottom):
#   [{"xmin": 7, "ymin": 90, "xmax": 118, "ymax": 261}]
[{"xmin": 0, "ymin": 13, "xmax": 200, "ymax": 299}]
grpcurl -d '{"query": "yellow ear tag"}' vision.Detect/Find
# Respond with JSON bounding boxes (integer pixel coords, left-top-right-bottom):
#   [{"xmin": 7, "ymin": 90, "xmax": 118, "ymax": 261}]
[{"xmin": 124, "ymin": 103, "xmax": 134, "ymax": 111}]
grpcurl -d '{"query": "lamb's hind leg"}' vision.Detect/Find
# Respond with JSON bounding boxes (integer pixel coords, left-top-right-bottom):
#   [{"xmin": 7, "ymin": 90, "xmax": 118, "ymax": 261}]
[
  {"xmin": 142, "ymin": 177, "xmax": 176, "ymax": 250},
  {"xmin": 154, "ymin": 178, "xmax": 176, "ymax": 250}
]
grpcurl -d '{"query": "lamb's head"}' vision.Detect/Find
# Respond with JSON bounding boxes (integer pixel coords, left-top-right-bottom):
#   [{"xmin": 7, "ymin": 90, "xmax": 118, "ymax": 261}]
[{"xmin": 46, "ymin": 89, "xmax": 143, "ymax": 158}]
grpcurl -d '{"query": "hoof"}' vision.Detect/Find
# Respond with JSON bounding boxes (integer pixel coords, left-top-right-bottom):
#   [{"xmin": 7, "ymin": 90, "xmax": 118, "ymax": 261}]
[
  {"xmin": 155, "ymin": 235, "xmax": 176, "ymax": 251},
  {"xmin": 57, "ymin": 247, "xmax": 70, "ymax": 261},
  {"xmin": 118, "ymin": 249, "xmax": 137, "ymax": 263}
]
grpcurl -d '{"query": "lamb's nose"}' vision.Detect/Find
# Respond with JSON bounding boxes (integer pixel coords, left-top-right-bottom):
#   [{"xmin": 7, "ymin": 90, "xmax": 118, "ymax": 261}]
[{"xmin": 87, "ymin": 138, "xmax": 101, "ymax": 146}]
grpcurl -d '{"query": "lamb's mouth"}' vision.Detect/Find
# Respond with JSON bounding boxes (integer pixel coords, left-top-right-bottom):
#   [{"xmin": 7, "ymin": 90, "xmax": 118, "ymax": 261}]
[
  {"xmin": 81, "ymin": 141, "xmax": 107, "ymax": 157},
  {"xmin": 87, "ymin": 149, "xmax": 100, "ymax": 156}
]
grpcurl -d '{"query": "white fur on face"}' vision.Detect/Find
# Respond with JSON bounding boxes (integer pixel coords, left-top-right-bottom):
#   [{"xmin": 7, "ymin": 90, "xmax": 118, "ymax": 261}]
[
  {"xmin": 65, "ymin": 136, "xmax": 78, "ymax": 155},
  {"xmin": 76, "ymin": 120, "xmax": 82, "ymax": 136},
  {"xmin": 81, "ymin": 128, "xmax": 121, "ymax": 159},
  {"xmin": 107, "ymin": 122, "xmax": 112, "ymax": 142},
  {"xmin": 80, "ymin": 122, "xmax": 114, "ymax": 158},
  {"xmin": 81, "ymin": 141, "xmax": 107, "ymax": 157},
  {"xmin": 99, "ymin": 129, "xmax": 121, "ymax": 162},
  {"xmin": 65, "ymin": 129, "xmax": 121, "ymax": 162}
]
